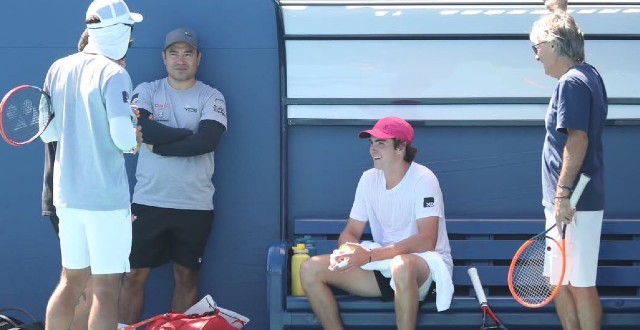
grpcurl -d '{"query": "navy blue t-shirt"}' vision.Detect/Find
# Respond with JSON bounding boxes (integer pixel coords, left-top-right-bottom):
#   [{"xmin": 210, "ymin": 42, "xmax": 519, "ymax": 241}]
[{"xmin": 542, "ymin": 63, "xmax": 607, "ymax": 211}]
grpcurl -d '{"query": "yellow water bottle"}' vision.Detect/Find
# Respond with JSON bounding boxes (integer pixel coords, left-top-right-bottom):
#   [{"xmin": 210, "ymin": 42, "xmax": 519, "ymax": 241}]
[{"xmin": 291, "ymin": 243, "xmax": 310, "ymax": 296}]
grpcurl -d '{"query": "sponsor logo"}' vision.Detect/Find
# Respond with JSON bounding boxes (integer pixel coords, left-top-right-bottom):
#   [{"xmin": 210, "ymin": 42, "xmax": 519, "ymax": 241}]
[
  {"xmin": 155, "ymin": 111, "xmax": 168, "ymax": 122},
  {"xmin": 213, "ymin": 98, "xmax": 226, "ymax": 117},
  {"xmin": 184, "ymin": 105, "xmax": 198, "ymax": 113},
  {"xmin": 154, "ymin": 103, "xmax": 169, "ymax": 110},
  {"xmin": 423, "ymin": 197, "xmax": 435, "ymax": 208},
  {"xmin": 122, "ymin": 91, "xmax": 129, "ymax": 103}
]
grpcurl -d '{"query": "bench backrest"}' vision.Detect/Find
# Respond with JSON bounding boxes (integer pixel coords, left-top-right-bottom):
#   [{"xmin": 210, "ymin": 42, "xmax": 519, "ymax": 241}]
[{"xmin": 294, "ymin": 218, "xmax": 640, "ymax": 298}]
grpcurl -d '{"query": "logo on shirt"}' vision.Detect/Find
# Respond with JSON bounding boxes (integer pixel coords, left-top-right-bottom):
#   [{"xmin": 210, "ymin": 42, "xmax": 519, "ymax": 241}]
[
  {"xmin": 122, "ymin": 91, "xmax": 130, "ymax": 103},
  {"xmin": 184, "ymin": 105, "xmax": 198, "ymax": 113},
  {"xmin": 423, "ymin": 197, "xmax": 435, "ymax": 208},
  {"xmin": 213, "ymin": 98, "xmax": 226, "ymax": 117},
  {"xmin": 154, "ymin": 103, "xmax": 169, "ymax": 110}
]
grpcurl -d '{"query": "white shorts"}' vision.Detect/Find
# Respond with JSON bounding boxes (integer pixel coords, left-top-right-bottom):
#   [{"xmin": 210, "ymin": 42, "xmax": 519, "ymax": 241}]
[
  {"xmin": 543, "ymin": 208, "xmax": 603, "ymax": 287},
  {"xmin": 418, "ymin": 275, "xmax": 435, "ymax": 300},
  {"xmin": 57, "ymin": 207, "xmax": 132, "ymax": 274}
]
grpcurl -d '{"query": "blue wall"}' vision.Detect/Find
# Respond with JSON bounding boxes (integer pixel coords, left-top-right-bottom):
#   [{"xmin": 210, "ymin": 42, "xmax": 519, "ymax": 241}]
[
  {"xmin": 288, "ymin": 125, "xmax": 640, "ymax": 223},
  {"xmin": 0, "ymin": 0, "xmax": 280, "ymax": 328}
]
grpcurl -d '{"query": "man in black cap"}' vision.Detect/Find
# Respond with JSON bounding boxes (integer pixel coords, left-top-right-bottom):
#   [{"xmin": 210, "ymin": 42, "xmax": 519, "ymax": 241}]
[{"xmin": 118, "ymin": 27, "xmax": 227, "ymax": 324}]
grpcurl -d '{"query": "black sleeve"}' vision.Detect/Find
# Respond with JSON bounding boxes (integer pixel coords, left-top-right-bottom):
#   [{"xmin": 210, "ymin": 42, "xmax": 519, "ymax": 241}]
[
  {"xmin": 42, "ymin": 142, "xmax": 56, "ymax": 216},
  {"xmin": 152, "ymin": 120, "xmax": 226, "ymax": 157},
  {"xmin": 137, "ymin": 108, "xmax": 193, "ymax": 144}
]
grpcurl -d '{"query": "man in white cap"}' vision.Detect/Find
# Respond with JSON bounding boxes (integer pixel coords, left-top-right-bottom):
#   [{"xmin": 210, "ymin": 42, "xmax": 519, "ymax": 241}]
[
  {"xmin": 40, "ymin": 29, "xmax": 130, "ymax": 330},
  {"xmin": 118, "ymin": 27, "xmax": 227, "ymax": 324},
  {"xmin": 39, "ymin": 1, "xmax": 142, "ymax": 329}
]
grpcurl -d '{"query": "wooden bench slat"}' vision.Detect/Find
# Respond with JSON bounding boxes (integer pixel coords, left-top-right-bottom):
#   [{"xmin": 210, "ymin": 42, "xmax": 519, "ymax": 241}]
[
  {"xmin": 453, "ymin": 240, "xmax": 640, "ymax": 260},
  {"xmin": 453, "ymin": 265, "xmax": 640, "ymax": 287},
  {"xmin": 295, "ymin": 218, "xmax": 640, "ymax": 236},
  {"xmin": 285, "ymin": 296, "xmax": 640, "ymax": 313},
  {"xmin": 311, "ymin": 240, "xmax": 640, "ymax": 261}
]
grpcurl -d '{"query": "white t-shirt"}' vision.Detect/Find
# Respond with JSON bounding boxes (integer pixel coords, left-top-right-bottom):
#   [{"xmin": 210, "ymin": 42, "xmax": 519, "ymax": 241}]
[{"xmin": 349, "ymin": 162, "xmax": 452, "ymax": 267}]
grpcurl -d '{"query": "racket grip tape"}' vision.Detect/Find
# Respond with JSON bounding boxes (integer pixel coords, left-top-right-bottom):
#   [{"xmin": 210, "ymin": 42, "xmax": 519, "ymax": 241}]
[
  {"xmin": 468, "ymin": 267, "xmax": 488, "ymax": 305},
  {"xmin": 569, "ymin": 173, "xmax": 591, "ymax": 208}
]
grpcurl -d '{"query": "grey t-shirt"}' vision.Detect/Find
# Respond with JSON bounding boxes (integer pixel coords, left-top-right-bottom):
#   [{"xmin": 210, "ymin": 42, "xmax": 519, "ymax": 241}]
[
  {"xmin": 44, "ymin": 52, "xmax": 135, "ymax": 211},
  {"xmin": 132, "ymin": 78, "xmax": 227, "ymax": 210}
]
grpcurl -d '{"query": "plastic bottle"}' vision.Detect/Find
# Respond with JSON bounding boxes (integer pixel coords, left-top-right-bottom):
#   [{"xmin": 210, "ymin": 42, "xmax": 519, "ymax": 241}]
[
  {"xmin": 305, "ymin": 242, "xmax": 316, "ymax": 257},
  {"xmin": 291, "ymin": 243, "xmax": 310, "ymax": 296},
  {"xmin": 295, "ymin": 235, "xmax": 316, "ymax": 256}
]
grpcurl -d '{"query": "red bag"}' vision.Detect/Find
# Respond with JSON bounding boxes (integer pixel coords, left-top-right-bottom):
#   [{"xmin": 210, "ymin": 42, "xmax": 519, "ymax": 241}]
[{"xmin": 123, "ymin": 309, "xmax": 246, "ymax": 330}]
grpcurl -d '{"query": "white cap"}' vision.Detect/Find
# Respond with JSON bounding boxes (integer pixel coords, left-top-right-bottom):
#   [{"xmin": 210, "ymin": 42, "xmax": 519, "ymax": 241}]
[{"xmin": 86, "ymin": 0, "xmax": 143, "ymax": 29}]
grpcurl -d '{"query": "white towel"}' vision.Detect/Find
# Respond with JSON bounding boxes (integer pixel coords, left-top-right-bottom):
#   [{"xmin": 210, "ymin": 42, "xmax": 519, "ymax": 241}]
[{"xmin": 359, "ymin": 241, "xmax": 454, "ymax": 312}]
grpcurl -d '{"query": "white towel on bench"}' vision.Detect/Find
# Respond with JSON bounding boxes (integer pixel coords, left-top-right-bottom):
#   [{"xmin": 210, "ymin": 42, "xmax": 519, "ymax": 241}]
[{"xmin": 359, "ymin": 241, "xmax": 454, "ymax": 312}]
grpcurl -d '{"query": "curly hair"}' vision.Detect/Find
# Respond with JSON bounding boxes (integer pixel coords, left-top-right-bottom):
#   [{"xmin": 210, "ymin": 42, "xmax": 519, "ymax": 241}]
[{"xmin": 392, "ymin": 139, "xmax": 417, "ymax": 163}]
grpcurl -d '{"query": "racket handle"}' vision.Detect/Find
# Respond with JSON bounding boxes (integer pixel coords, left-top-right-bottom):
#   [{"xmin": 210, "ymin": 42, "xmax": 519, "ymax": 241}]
[
  {"xmin": 468, "ymin": 267, "xmax": 488, "ymax": 305},
  {"xmin": 570, "ymin": 173, "xmax": 591, "ymax": 208}
]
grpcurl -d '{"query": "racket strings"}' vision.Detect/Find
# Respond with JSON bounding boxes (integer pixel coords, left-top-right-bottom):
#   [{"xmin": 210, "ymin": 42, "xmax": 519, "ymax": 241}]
[
  {"xmin": 1, "ymin": 88, "xmax": 51, "ymax": 144},
  {"xmin": 510, "ymin": 237, "xmax": 556, "ymax": 306}
]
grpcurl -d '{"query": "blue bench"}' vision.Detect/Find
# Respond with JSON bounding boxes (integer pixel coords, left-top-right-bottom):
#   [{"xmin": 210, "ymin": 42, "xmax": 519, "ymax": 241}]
[{"xmin": 267, "ymin": 218, "xmax": 640, "ymax": 329}]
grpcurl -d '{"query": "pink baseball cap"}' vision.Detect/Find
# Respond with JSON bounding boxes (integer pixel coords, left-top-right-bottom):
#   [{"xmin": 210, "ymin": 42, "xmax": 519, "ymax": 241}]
[{"xmin": 359, "ymin": 116, "xmax": 414, "ymax": 144}]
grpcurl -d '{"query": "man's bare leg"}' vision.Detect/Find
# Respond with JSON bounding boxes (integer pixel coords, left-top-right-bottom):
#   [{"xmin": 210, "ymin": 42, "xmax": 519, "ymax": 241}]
[
  {"xmin": 571, "ymin": 285, "xmax": 601, "ymax": 330},
  {"xmin": 118, "ymin": 268, "xmax": 151, "ymax": 325},
  {"xmin": 45, "ymin": 268, "xmax": 90, "ymax": 330},
  {"xmin": 553, "ymin": 285, "xmax": 580, "ymax": 330},
  {"xmin": 300, "ymin": 255, "xmax": 381, "ymax": 330},
  {"xmin": 300, "ymin": 255, "xmax": 345, "ymax": 330},
  {"xmin": 88, "ymin": 273, "xmax": 122, "ymax": 330},
  {"xmin": 172, "ymin": 263, "xmax": 200, "ymax": 312},
  {"xmin": 390, "ymin": 255, "xmax": 429, "ymax": 330},
  {"xmin": 70, "ymin": 279, "xmax": 93, "ymax": 330}
]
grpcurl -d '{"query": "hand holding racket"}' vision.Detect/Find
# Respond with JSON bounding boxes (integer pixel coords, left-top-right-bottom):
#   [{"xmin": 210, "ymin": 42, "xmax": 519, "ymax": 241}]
[
  {"xmin": 468, "ymin": 267, "xmax": 509, "ymax": 329},
  {"xmin": 508, "ymin": 173, "xmax": 591, "ymax": 308},
  {"xmin": 0, "ymin": 85, "xmax": 53, "ymax": 146}
]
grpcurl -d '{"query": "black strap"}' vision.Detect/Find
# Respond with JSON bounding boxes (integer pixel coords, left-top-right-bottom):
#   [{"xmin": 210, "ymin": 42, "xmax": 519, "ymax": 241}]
[
  {"xmin": 0, "ymin": 308, "xmax": 36, "ymax": 323},
  {"xmin": 0, "ymin": 314, "xmax": 20, "ymax": 329},
  {"xmin": 0, "ymin": 308, "xmax": 43, "ymax": 330}
]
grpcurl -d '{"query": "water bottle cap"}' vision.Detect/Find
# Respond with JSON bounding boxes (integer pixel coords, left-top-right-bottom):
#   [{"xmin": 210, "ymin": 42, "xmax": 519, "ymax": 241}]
[{"xmin": 292, "ymin": 243, "xmax": 308, "ymax": 253}]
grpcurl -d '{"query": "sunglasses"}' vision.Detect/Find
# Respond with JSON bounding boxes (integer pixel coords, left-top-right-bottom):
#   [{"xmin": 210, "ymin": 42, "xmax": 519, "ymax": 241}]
[
  {"xmin": 531, "ymin": 41, "xmax": 548, "ymax": 55},
  {"xmin": 89, "ymin": 23, "xmax": 134, "ymax": 30}
]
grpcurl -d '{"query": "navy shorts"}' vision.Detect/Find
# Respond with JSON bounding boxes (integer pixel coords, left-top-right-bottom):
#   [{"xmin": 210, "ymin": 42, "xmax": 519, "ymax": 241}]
[{"xmin": 130, "ymin": 203, "xmax": 214, "ymax": 270}]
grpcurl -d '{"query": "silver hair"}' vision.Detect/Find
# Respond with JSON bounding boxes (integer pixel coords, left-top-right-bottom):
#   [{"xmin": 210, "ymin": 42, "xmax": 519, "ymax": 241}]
[{"xmin": 530, "ymin": 13, "xmax": 585, "ymax": 62}]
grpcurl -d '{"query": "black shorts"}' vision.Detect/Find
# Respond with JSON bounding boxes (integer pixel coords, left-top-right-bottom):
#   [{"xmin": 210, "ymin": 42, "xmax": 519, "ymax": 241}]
[
  {"xmin": 130, "ymin": 203, "xmax": 214, "ymax": 270},
  {"xmin": 373, "ymin": 270, "xmax": 396, "ymax": 301},
  {"xmin": 373, "ymin": 270, "xmax": 436, "ymax": 306}
]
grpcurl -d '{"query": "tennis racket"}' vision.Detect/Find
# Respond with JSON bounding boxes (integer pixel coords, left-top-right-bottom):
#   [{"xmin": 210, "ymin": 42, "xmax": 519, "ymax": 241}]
[
  {"xmin": 468, "ymin": 267, "xmax": 509, "ymax": 330},
  {"xmin": 508, "ymin": 173, "xmax": 591, "ymax": 308},
  {"xmin": 0, "ymin": 85, "xmax": 53, "ymax": 146}
]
